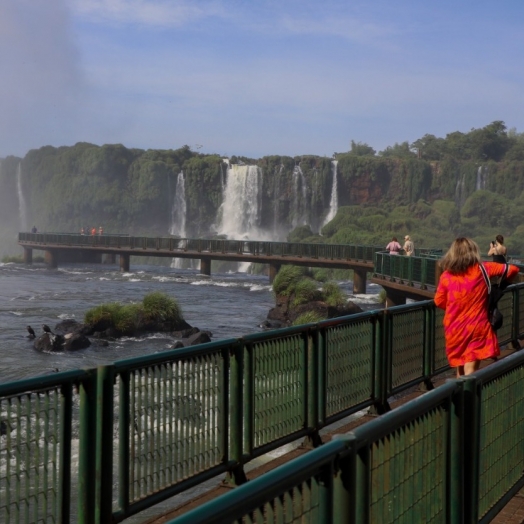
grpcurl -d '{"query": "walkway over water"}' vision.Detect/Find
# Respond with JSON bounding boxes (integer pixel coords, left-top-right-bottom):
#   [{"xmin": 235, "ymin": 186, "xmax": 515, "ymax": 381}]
[{"xmin": 18, "ymin": 233, "xmax": 442, "ymax": 297}]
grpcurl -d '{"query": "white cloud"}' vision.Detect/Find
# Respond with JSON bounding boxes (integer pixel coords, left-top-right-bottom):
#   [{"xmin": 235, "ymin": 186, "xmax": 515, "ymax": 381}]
[{"xmin": 72, "ymin": 0, "xmax": 228, "ymax": 27}]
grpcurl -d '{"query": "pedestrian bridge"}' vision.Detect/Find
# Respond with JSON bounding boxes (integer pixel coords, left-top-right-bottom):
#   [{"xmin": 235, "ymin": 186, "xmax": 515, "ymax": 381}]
[{"xmin": 18, "ymin": 232, "xmax": 442, "ymax": 297}]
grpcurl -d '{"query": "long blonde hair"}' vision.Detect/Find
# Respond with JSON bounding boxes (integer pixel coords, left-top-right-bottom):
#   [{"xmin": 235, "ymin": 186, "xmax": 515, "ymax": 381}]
[{"xmin": 440, "ymin": 237, "xmax": 481, "ymax": 274}]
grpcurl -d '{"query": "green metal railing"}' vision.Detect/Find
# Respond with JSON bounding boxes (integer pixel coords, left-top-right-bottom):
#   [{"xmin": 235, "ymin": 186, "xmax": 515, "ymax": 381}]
[
  {"xmin": 374, "ymin": 251, "xmax": 440, "ymax": 288},
  {"xmin": 18, "ymin": 233, "xmax": 384, "ymax": 263},
  {"xmin": 171, "ymin": 349, "xmax": 524, "ymax": 524},
  {"xmin": 1, "ymin": 284, "xmax": 523, "ymax": 523}
]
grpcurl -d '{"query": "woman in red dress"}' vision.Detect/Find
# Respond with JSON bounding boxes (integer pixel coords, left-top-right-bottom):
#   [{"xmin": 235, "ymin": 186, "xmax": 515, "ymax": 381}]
[{"xmin": 434, "ymin": 237, "xmax": 519, "ymax": 377}]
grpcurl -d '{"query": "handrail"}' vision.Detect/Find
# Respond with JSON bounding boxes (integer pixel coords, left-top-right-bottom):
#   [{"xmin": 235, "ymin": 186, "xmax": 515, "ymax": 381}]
[{"xmin": 1, "ymin": 283, "xmax": 523, "ymax": 523}]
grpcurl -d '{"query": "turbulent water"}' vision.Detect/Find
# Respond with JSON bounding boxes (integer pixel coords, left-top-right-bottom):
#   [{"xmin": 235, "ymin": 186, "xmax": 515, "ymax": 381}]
[{"xmin": 0, "ymin": 261, "xmax": 382, "ymax": 384}]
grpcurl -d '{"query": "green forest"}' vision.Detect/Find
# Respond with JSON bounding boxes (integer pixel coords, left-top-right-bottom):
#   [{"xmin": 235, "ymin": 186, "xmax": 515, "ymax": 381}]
[{"xmin": 1, "ymin": 120, "xmax": 524, "ymax": 258}]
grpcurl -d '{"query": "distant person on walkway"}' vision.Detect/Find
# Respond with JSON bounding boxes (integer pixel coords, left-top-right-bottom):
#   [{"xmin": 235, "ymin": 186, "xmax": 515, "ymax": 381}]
[
  {"xmin": 80, "ymin": 227, "xmax": 85, "ymax": 235},
  {"xmin": 403, "ymin": 235, "xmax": 414, "ymax": 256},
  {"xmin": 385, "ymin": 237, "xmax": 402, "ymax": 254},
  {"xmin": 488, "ymin": 234, "xmax": 507, "ymax": 263},
  {"xmin": 435, "ymin": 237, "xmax": 519, "ymax": 377},
  {"xmin": 98, "ymin": 226, "xmax": 104, "ymax": 235},
  {"xmin": 31, "ymin": 226, "xmax": 37, "ymax": 234},
  {"xmin": 91, "ymin": 227, "xmax": 96, "ymax": 236}
]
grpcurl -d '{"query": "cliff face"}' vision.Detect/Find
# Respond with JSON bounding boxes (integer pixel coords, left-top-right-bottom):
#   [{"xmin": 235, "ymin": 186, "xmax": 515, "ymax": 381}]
[{"xmin": 1, "ymin": 142, "xmax": 524, "ymax": 257}]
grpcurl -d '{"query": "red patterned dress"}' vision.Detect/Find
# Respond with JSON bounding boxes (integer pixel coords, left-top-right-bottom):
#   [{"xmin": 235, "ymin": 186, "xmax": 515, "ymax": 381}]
[{"xmin": 434, "ymin": 262, "xmax": 519, "ymax": 367}]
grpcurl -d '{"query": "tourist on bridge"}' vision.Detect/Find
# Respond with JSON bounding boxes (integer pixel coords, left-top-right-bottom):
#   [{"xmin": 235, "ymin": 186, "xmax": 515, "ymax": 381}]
[
  {"xmin": 98, "ymin": 226, "xmax": 104, "ymax": 235},
  {"xmin": 435, "ymin": 237, "xmax": 519, "ymax": 377},
  {"xmin": 91, "ymin": 227, "xmax": 96, "ymax": 236},
  {"xmin": 31, "ymin": 225, "xmax": 37, "ymax": 234},
  {"xmin": 403, "ymin": 235, "xmax": 414, "ymax": 256},
  {"xmin": 385, "ymin": 237, "xmax": 402, "ymax": 254}
]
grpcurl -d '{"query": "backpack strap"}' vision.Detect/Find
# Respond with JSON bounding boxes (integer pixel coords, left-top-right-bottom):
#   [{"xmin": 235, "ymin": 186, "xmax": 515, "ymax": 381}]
[{"xmin": 479, "ymin": 263, "xmax": 491, "ymax": 294}]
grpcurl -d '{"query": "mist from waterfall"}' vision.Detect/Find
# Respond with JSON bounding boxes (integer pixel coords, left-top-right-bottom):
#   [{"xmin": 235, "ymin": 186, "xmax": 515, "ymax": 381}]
[
  {"xmin": 16, "ymin": 162, "xmax": 28, "ymax": 232},
  {"xmin": 476, "ymin": 165, "xmax": 488, "ymax": 190},
  {"xmin": 291, "ymin": 165, "xmax": 309, "ymax": 228},
  {"xmin": 322, "ymin": 160, "xmax": 338, "ymax": 227}
]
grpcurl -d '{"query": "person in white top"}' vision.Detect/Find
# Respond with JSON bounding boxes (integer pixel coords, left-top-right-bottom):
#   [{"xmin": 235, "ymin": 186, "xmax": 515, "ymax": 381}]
[{"xmin": 403, "ymin": 235, "xmax": 414, "ymax": 256}]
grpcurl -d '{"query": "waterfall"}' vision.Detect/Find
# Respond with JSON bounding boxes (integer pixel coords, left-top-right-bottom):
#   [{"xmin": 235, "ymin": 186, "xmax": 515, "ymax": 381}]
[
  {"xmin": 291, "ymin": 165, "xmax": 308, "ymax": 228},
  {"xmin": 322, "ymin": 160, "xmax": 339, "ymax": 227},
  {"xmin": 169, "ymin": 171, "xmax": 186, "ymax": 237},
  {"xmin": 16, "ymin": 162, "xmax": 28, "ymax": 232},
  {"xmin": 455, "ymin": 173, "xmax": 466, "ymax": 208},
  {"xmin": 476, "ymin": 165, "xmax": 488, "ymax": 191},
  {"xmin": 273, "ymin": 165, "xmax": 284, "ymax": 238},
  {"xmin": 169, "ymin": 172, "xmax": 191, "ymax": 269},
  {"xmin": 217, "ymin": 165, "xmax": 264, "ymax": 239}
]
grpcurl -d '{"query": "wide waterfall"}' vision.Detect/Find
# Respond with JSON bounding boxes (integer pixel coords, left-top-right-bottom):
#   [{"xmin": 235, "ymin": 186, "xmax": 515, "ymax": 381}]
[
  {"xmin": 218, "ymin": 165, "xmax": 264, "ymax": 239},
  {"xmin": 16, "ymin": 162, "xmax": 28, "ymax": 232},
  {"xmin": 322, "ymin": 160, "xmax": 339, "ymax": 227}
]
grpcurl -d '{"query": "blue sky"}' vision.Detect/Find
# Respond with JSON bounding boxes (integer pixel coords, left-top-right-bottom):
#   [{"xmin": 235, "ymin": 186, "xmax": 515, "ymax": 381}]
[{"xmin": 1, "ymin": 0, "xmax": 523, "ymax": 158}]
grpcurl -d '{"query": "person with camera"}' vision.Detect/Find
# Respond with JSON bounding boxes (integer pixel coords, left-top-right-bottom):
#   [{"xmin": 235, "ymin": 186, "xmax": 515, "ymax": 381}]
[{"xmin": 488, "ymin": 234, "xmax": 507, "ymax": 263}]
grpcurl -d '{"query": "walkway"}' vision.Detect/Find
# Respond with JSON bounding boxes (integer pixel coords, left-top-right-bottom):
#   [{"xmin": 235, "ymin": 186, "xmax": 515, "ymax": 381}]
[{"xmin": 143, "ymin": 344, "xmax": 524, "ymax": 524}]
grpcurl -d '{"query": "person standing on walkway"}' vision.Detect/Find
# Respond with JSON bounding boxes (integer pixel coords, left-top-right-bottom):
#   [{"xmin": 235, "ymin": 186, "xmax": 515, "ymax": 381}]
[
  {"xmin": 488, "ymin": 234, "xmax": 507, "ymax": 263},
  {"xmin": 385, "ymin": 237, "xmax": 402, "ymax": 254},
  {"xmin": 403, "ymin": 235, "xmax": 414, "ymax": 256},
  {"xmin": 434, "ymin": 237, "xmax": 519, "ymax": 377}
]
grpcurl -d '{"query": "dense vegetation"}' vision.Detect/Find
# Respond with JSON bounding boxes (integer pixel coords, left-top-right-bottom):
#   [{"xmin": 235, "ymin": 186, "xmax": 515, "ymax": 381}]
[
  {"xmin": 1, "ymin": 120, "xmax": 523, "ymax": 258},
  {"xmin": 84, "ymin": 292, "xmax": 184, "ymax": 336}
]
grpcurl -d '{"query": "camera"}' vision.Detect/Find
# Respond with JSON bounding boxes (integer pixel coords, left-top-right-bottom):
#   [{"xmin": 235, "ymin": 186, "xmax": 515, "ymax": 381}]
[{"xmin": 492, "ymin": 240, "xmax": 496, "ymax": 246}]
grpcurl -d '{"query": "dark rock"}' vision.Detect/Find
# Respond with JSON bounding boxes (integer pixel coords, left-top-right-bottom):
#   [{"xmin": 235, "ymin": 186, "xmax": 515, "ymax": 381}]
[
  {"xmin": 34, "ymin": 332, "xmax": 65, "ymax": 352},
  {"xmin": 173, "ymin": 327, "xmax": 200, "ymax": 338},
  {"xmin": 63, "ymin": 333, "xmax": 91, "ymax": 351},
  {"xmin": 185, "ymin": 331, "xmax": 211, "ymax": 347},
  {"xmin": 172, "ymin": 341, "xmax": 185, "ymax": 349},
  {"xmin": 92, "ymin": 339, "xmax": 109, "ymax": 347}
]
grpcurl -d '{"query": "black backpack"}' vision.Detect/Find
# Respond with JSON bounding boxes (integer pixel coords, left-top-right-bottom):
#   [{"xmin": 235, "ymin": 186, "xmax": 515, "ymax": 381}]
[{"xmin": 479, "ymin": 263, "xmax": 509, "ymax": 331}]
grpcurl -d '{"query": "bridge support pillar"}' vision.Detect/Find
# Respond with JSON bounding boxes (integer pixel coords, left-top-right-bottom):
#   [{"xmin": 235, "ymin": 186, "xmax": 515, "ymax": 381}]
[
  {"xmin": 44, "ymin": 249, "xmax": 57, "ymax": 269},
  {"xmin": 23, "ymin": 247, "xmax": 33, "ymax": 265},
  {"xmin": 353, "ymin": 269, "xmax": 367, "ymax": 294},
  {"xmin": 385, "ymin": 289, "xmax": 407, "ymax": 308},
  {"xmin": 200, "ymin": 258, "xmax": 211, "ymax": 276},
  {"xmin": 268, "ymin": 263, "xmax": 281, "ymax": 284},
  {"xmin": 119, "ymin": 254, "xmax": 130, "ymax": 272}
]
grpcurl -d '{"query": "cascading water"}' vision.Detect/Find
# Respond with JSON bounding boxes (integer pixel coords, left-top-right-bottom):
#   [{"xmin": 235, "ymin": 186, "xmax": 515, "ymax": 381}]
[
  {"xmin": 291, "ymin": 165, "xmax": 309, "ymax": 228},
  {"xmin": 169, "ymin": 171, "xmax": 190, "ymax": 269},
  {"xmin": 217, "ymin": 164, "xmax": 264, "ymax": 272},
  {"xmin": 455, "ymin": 173, "xmax": 466, "ymax": 208},
  {"xmin": 169, "ymin": 171, "xmax": 186, "ymax": 238},
  {"xmin": 273, "ymin": 165, "xmax": 284, "ymax": 238},
  {"xmin": 218, "ymin": 165, "xmax": 263, "ymax": 239},
  {"xmin": 322, "ymin": 160, "xmax": 339, "ymax": 227},
  {"xmin": 476, "ymin": 165, "xmax": 488, "ymax": 190},
  {"xmin": 16, "ymin": 162, "xmax": 28, "ymax": 232}
]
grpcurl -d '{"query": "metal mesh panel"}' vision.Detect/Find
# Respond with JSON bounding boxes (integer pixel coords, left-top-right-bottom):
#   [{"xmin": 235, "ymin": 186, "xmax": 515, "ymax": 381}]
[
  {"xmin": 238, "ymin": 479, "xmax": 321, "ymax": 524},
  {"xmin": 0, "ymin": 388, "xmax": 66, "ymax": 524},
  {"xmin": 324, "ymin": 321, "xmax": 374, "ymax": 419},
  {"xmin": 433, "ymin": 308, "xmax": 448, "ymax": 371},
  {"xmin": 519, "ymin": 289, "xmax": 524, "ymax": 337},
  {"xmin": 123, "ymin": 353, "xmax": 225, "ymax": 505},
  {"xmin": 495, "ymin": 292, "xmax": 513, "ymax": 344},
  {"xmin": 412, "ymin": 257, "xmax": 423, "ymax": 283},
  {"xmin": 251, "ymin": 335, "xmax": 306, "ymax": 450},
  {"xmin": 389, "ymin": 309, "xmax": 425, "ymax": 392},
  {"xmin": 369, "ymin": 406, "xmax": 447, "ymax": 523},
  {"xmin": 478, "ymin": 365, "xmax": 524, "ymax": 519}
]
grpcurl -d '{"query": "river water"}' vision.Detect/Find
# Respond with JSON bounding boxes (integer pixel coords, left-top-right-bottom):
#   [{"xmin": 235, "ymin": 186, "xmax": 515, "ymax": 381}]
[{"xmin": 0, "ymin": 260, "xmax": 382, "ymax": 522}]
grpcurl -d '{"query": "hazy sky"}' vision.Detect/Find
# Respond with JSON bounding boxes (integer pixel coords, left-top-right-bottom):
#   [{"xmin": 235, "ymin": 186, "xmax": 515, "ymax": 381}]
[{"xmin": 2, "ymin": 0, "xmax": 523, "ymax": 158}]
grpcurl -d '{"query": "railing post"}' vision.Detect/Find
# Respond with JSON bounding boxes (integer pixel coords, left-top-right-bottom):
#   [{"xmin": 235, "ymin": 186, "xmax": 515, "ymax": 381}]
[
  {"xmin": 95, "ymin": 365, "xmax": 115, "ymax": 523},
  {"xmin": 78, "ymin": 369, "xmax": 98, "ymax": 524}
]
